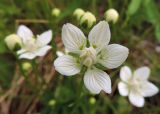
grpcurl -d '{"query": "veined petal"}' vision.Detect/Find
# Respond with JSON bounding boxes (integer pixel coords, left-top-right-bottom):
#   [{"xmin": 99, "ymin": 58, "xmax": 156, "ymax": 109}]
[
  {"xmin": 36, "ymin": 30, "xmax": 52, "ymax": 47},
  {"xmin": 62, "ymin": 23, "xmax": 86, "ymax": 53},
  {"xmin": 133, "ymin": 67, "xmax": 150, "ymax": 80},
  {"xmin": 84, "ymin": 68, "xmax": 111, "ymax": 94},
  {"xmin": 35, "ymin": 45, "xmax": 51, "ymax": 56},
  {"xmin": 129, "ymin": 91, "xmax": 145, "ymax": 107},
  {"xmin": 88, "ymin": 21, "xmax": 110, "ymax": 52},
  {"xmin": 140, "ymin": 81, "xmax": 159, "ymax": 97},
  {"xmin": 118, "ymin": 82, "xmax": 129, "ymax": 96},
  {"xmin": 17, "ymin": 49, "xmax": 26, "ymax": 54},
  {"xmin": 17, "ymin": 25, "xmax": 33, "ymax": 43},
  {"xmin": 56, "ymin": 51, "xmax": 64, "ymax": 57},
  {"xmin": 98, "ymin": 44, "xmax": 129, "ymax": 69},
  {"xmin": 120, "ymin": 66, "xmax": 132, "ymax": 82},
  {"xmin": 54, "ymin": 55, "xmax": 81, "ymax": 76},
  {"xmin": 19, "ymin": 52, "xmax": 36, "ymax": 60}
]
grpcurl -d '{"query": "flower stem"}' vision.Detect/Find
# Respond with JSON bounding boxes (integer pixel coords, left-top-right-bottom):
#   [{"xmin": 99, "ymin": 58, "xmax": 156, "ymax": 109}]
[{"xmin": 71, "ymin": 74, "xmax": 84, "ymax": 113}]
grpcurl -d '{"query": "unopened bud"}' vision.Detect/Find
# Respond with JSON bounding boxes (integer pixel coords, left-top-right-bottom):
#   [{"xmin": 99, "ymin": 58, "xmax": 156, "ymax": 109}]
[
  {"xmin": 48, "ymin": 99, "xmax": 56, "ymax": 106},
  {"xmin": 80, "ymin": 11, "xmax": 96, "ymax": 28},
  {"xmin": 52, "ymin": 8, "xmax": 61, "ymax": 17},
  {"xmin": 105, "ymin": 8, "xmax": 119, "ymax": 23},
  {"xmin": 4, "ymin": 34, "xmax": 22, "ymax": 50},
  {"xmin": 89, "ymin": 97, "xmax": 96, "ymax": 105},
  {"xmin": 73, "ymin": 8, "xmax": 85, "ymax": 20},
  {"xmin": 22, "ymin": 62, "xmax": 32, "ymax": 71}
]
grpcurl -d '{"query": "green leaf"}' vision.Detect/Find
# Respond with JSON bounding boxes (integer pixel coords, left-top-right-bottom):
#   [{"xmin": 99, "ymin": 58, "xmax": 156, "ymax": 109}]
[
  {"xmin": 143, "ymin": 0, "xmax": 160, "ymax": 25},
  {"xmin": 143, "ymin": 0, "xmax": 160, "ymax": 42},
  {"xmin": 155, "ymin": 25, "xmax": 160, "ymax": 42},
  {"xmin": 127, "ymin": 0, "xmax": 142, "ymax": 16}
]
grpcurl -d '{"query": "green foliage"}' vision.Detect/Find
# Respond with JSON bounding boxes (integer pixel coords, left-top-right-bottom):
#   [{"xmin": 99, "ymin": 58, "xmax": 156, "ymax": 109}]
[
  {"xmin": 116, "ymin": 97, "xmax": 132, "ymax": 114},
  {"xmin": 0, "ymin": 54, "xmax": 15, "ymax": 88},
  {"xmin": 143, "ymin": 0, "xmax": 160, "ymax": 42},
  {"xmin": 126, "ymin": 0, "xmax": 160, "ymax": 42},
  {"xmin": 155, "ymin": 25, "xmax": 160, "ymax": 42},
  {"xmin": 127, "ymin": 0, "xmax": 142, "ymax": 16}
]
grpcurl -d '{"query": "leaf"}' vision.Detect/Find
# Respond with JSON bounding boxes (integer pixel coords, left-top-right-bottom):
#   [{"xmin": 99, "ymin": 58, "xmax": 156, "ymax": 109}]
[
  {"xmin": 155, "ymin": 25, "xmax": 160, "ymax": 42},
  {"xmin": 143, "ymin": 0, "xmax": 160, "ymax": 25},
  {"xmin": 143, "ymin": 0, "xmax": 160, "ymax": 42},
  {"xmin": 127, "ymin": 0, "xmax": 142, "ymax": 16}
]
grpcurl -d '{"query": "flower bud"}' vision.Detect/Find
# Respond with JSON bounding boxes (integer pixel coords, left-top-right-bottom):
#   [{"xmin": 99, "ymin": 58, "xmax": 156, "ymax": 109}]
[
  {"xmin": 22, "ymin": 62, "xmax": 32, "ymax": 72},
  {"xmin": 73, "ymin": 8, "xmax": 85, "ymax": 20},
  {"xmin": 52, "ymin": 8, "xmax": 61, "ymax": 17},
  {"xmin": 80, "ymin": 11, "xmax": 96, "ymax": 28},
  {"xmin": 4, "ymin": 34, "xmax": 22, "ymax": 50},
  {"xmin": 89, "ymin": 97, "xmax": 96, "ymax": 105},
  {"xmin": 48, "ymin": 99, "xmax": 56, "ymax": 106},
  {"xmin": 104, "ymin": 8, "xmax": 119, "ymax": 23}
]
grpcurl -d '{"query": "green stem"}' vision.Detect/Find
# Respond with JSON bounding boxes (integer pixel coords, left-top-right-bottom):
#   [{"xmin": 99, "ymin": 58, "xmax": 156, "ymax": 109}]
[
  {"xmin": 71, "ymin": 75, "xmax": 84, "ymax": 114},
  {"xmin": 33, "ymin": 60, "xmax": 47, "ymax": 89},
  {"xmin": 92, "ymin": 0, "xmax": 96, "ymax": 14},
  {"xmin": 108, "ymin": 0, "xmax": 113, "ymax": 8}
]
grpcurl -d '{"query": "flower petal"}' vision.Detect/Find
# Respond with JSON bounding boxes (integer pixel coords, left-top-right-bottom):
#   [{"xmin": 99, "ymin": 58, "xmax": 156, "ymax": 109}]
[
  {"xmin": 54, "ymin": 55, "xmax": 81, "ymax": 76},
  {"xmin": 98, "ymin": 44, "xmax": 129, "ymax": 69},
  {"xmin": 84, "ymin": 68, "xmax": 111, "ymax": 94},
  {"xmin": 17, "ymin": 49, "xmax": 26, "ymax": 54},
  {"xmin": 17, "ymin": 25, "xmax": 33, "ymax": 43},
  {"xmin": 88, "ymin": 21, "xmax": 110, "ymax": 52},
  {"xmin": 120, "ymin": 66, "xmax": 132, "ymax": 82},
  {"xmin": 35, "ymin": 45, "xmax": 51, "ymax": 56},
  {"xmin": 56, "ymin": 51, "xmax": 64, "ymax": 57},
  {"xmin": 19, "ymin": 52, "xmax": 36, "ymax": 60},
  {"xmin": 133, "ymin": 67, "xmax": 150, "ymax": 80},
  {"xmin": 36, "ymin": 30, "xmax": 52, "ymax": 47},
  {"xmin": 129, "ymin": 91, "xmax": 145, "ymax": 107},
  {"xmin": 118, "ymin": 82, "xmax": 129, "ymax": 96},
  {"xmin": 62, "ymin": 23, "xmax": 86, "ymax": 53},
  {"xmin": 140, "ymin": 81, "xmax": 159, "ymax": 97}
]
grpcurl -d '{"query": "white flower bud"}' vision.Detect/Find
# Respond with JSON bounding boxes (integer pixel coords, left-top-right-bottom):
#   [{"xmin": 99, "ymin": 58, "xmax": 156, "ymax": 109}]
[
  {"xmin": 73, "ymin": 8, "xmax": 85, "ymax": 20},
  {"xmin": 4, "ymin": 34, "xmax": 22, "ymax": 50},
  {"xmin": 52, "ymin": 8, "xmax": 61, "ymax": 17},
  {"xmin": 105, "ymin": 8, "xmax": 119, "ymax": 23},
  {"xmin": 80, "ymin": 11, "xmax": 96, "ymax": 28}
]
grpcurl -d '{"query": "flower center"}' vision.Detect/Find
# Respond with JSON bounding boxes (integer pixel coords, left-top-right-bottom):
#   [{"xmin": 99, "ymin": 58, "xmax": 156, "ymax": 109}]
[
  {"xmin": 129, "ymin": 79, "xmax": 142, "ymax": 94},
  {"xmin": 24, "ymin": 38, "xmax": 37, "ymax": 52},
  {"xmin": 80, "ymin": 47, "xmax": 97, "ymax": 67}
]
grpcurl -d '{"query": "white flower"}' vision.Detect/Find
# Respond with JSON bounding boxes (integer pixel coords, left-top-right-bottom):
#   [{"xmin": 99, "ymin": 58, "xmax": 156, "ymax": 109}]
[
  {"xmin": 54, "ymin": 21, "xmax": 129, "ymax": 94},
  {"xmin": 118, "ymin": 66, "xmax": 159, "ymax": 107},
  {"xmin": 17, "ymin": 25, "xmax": 52, "ymax": 60}
]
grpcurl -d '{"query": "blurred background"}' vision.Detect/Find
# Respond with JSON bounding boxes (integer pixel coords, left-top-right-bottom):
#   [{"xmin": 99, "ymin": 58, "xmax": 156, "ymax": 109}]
[{"xmin": 0, "ymin": 0, "xmax": 160, "ymax": 114}]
